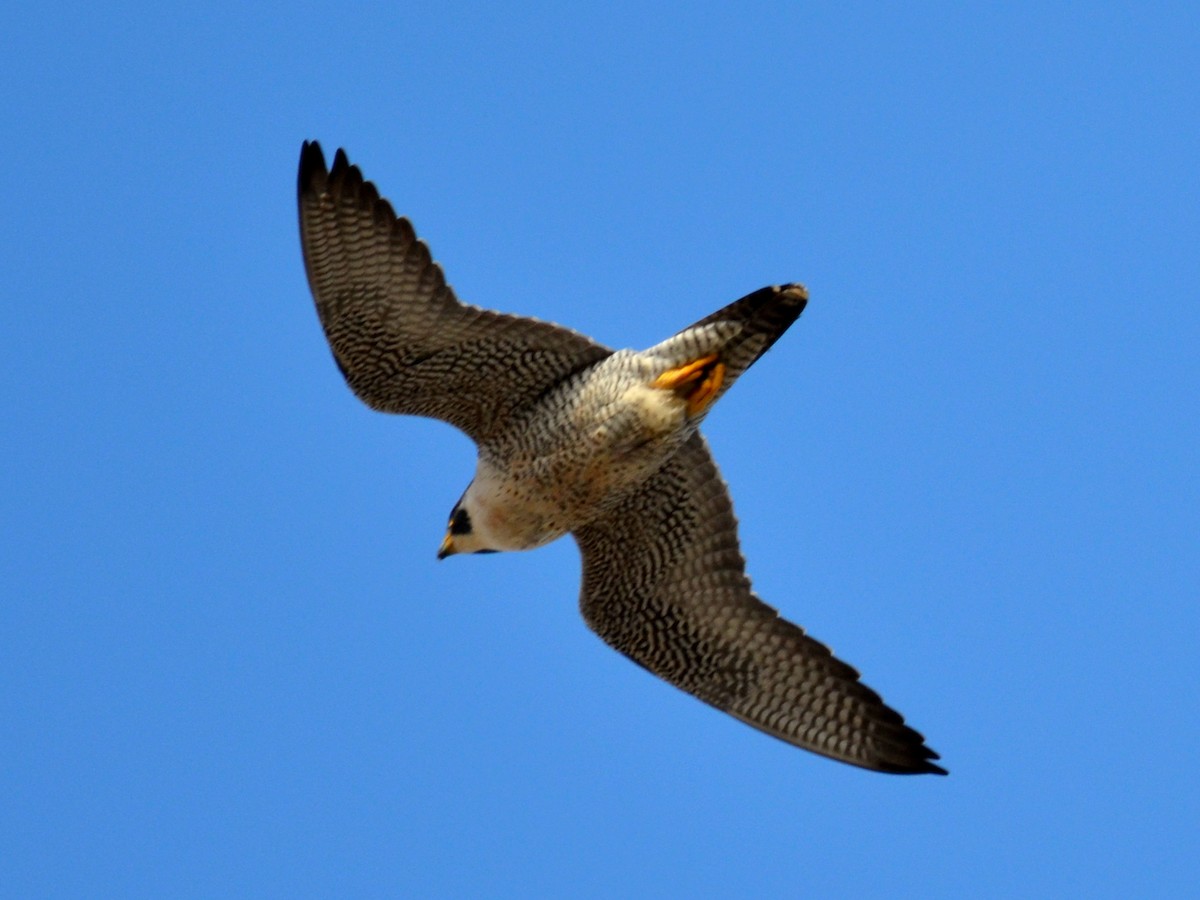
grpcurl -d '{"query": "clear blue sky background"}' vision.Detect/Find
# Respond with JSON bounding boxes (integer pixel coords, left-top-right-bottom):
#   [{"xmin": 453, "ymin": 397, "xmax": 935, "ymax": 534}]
[{"xmin": 3, "ymin": 3, "xmax": 1197, "ymax": 896}]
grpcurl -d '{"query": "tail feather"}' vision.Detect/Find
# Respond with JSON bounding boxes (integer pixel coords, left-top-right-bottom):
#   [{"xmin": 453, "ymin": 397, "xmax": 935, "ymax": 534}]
[
  {"xmin": 688, "ymin": 283, "xmax": 808, "ymax": 366},
  {"xmin": 677, "ymin": 284, "xmax": 808, "ymax": 407}
]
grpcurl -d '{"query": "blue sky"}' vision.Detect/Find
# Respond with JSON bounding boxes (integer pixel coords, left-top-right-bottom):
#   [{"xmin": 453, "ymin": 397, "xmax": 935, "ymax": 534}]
[{"xmin": 3, "ymin": 2, "xmax": 1197, "ymax": 896}]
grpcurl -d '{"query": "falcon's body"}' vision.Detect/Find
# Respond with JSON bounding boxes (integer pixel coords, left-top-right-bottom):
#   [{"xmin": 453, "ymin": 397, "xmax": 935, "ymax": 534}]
[
  {"xmin": 457, "ymin": 353, "xmax": 692, "ymax": 553},
  {"xmin": 299, "ymin": 141, "xmax": 946, "ymax": 775}
]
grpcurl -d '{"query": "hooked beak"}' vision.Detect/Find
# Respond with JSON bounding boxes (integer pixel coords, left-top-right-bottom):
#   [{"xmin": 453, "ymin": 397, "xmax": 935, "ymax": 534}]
[{"xmin": 437, "ymin": 532, "xmax": 456, "ymax": 560}]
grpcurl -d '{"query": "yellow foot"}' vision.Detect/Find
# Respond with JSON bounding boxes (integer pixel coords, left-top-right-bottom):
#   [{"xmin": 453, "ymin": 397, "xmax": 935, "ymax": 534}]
[{"xmin": 652, "ymin": 353, "xmax": 727, "ymax": 416}]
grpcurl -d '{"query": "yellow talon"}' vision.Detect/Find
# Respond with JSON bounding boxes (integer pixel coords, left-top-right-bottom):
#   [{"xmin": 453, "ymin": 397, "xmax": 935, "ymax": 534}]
[
  {"xmin": 653, "ymin": 354, "xmax": 726, "ymax": 416},
  {"xmin": 652, "ymin": 353, "xmax": 719, "ymax": 391},
  {"xmin": 688, "ymin": 361, "xmax": 725, "ymax": 415}
]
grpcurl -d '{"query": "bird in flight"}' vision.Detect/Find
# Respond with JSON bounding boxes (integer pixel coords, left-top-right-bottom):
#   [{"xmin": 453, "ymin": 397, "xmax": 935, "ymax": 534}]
[{"xmin": 298, "ymin": 141, "xmax": 945, "ymax": 775}]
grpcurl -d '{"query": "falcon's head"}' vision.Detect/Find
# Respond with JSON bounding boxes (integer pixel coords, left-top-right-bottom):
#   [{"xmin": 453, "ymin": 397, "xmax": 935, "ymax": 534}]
[{"xmin": 437, "ymin": 491, "xmax": 499, "ymax": 559}]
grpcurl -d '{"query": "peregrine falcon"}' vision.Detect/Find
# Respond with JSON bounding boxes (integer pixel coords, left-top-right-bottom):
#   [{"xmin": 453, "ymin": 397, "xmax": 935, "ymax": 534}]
[{"xmin": 298, "ymin": 141, "xmax": 946, "ymax": 776}]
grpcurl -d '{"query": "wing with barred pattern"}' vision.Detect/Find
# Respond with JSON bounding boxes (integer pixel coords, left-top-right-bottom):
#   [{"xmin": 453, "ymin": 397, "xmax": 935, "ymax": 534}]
[
  {"xmin": 575, "ymin": 434, "xmax": 946, "ymax": 775},
  {"xmin": 299, "ymin": 141, "xmax": 611, "ymax": 442}
]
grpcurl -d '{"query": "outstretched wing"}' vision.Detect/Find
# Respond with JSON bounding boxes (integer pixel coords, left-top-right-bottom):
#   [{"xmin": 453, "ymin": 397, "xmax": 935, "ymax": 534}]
[
  {"xmin": 574, "ymin": 434, "xmax": 946, "ymax": 775},
  {"xmin": 298, "ymin": 141, "xmax": 611, "ymax": 443}
]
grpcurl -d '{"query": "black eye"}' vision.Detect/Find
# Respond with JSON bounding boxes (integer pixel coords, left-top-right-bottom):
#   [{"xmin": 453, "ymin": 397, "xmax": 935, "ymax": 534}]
[{"xmin": 449, "ymin": 508, "xmax": 472, "ymax": 535}]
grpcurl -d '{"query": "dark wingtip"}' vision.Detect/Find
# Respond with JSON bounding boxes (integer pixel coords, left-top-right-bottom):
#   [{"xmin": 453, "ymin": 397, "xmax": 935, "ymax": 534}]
[
  {"xmin": 880, "ymin": 741, "xmax": 948, "ymax": 776},
  {"xmin": 858, "ymin": 710, "xmax": 947, "ymax": 775},
  {"xmin": 897, "ymin": 751, "xmax": 949, "ymax": 776},
  {"xmin": 331, "ymin": 147, "xmax": 352, "ymax": 177},
  {"xmin": 298, "ymin": 140, "xmax": 329, "ymax": 198},
  {"xmin": 911, "ymin": 761, "xmax": 950, "ymax": 776},
  {"xmin": 872, "ymin": 754, "xmax": 948, "ymax": 776}
]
